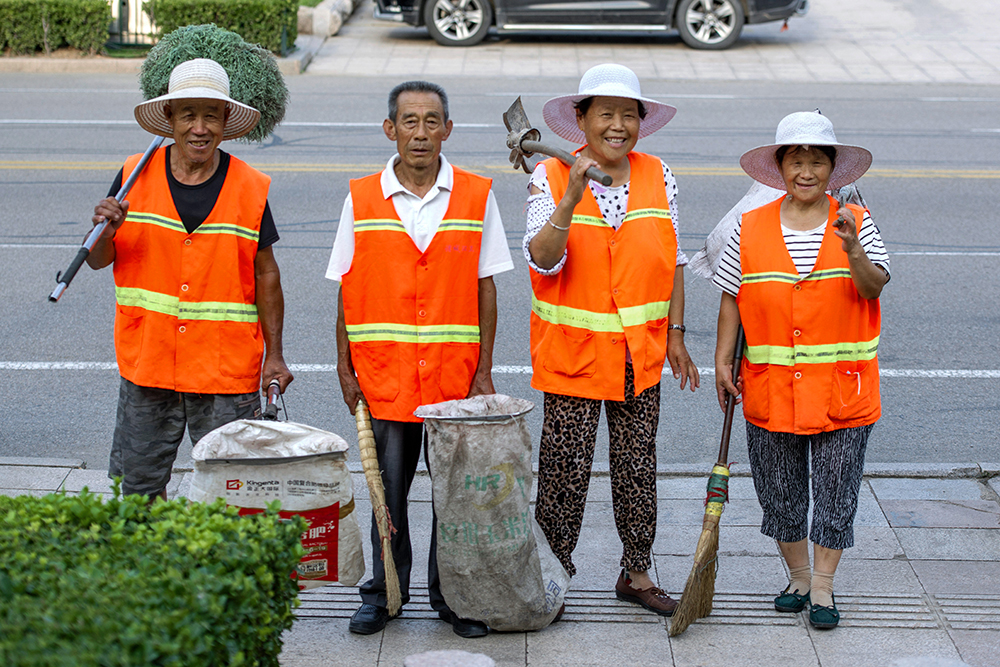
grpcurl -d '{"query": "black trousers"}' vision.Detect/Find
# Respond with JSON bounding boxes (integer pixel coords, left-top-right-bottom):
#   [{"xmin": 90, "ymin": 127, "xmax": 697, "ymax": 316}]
[{"xmin": 358, "ymin": 417, "xmax": 448, "ymax": 613}]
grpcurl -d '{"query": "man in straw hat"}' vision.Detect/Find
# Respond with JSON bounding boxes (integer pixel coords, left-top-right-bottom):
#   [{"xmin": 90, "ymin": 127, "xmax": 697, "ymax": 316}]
[
  {"xmin": 87, "ymin": 58, "xmax": 293, "ymax": 502},
  {"xmin": 327, "ymin": 80, "xmax": 513, "ymax": 637}
]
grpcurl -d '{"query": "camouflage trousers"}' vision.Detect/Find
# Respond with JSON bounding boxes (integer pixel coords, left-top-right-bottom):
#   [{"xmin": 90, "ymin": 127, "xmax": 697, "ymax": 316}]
[{"xmin": 109, "ymin": 377, "xmax": 261, "ymax": 497}]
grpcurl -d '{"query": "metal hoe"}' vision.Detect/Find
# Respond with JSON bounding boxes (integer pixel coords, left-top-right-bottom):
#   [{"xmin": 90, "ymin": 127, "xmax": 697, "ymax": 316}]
[
  {"xmin": 503, "ymin": 97, "xmax": 613, "ymax": 187},
  {"xmin": 48, "ymin": 135, "xmax": 165, "ymax": 302}
]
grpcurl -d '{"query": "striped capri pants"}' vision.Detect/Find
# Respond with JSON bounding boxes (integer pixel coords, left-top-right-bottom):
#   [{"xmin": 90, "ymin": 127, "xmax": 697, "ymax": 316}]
[{"xmin": 745, "ymin": 422, "xmax": 873, "ymax": 550}]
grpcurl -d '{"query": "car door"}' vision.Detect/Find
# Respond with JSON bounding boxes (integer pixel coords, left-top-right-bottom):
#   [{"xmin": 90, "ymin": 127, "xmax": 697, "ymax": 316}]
[{"xmin": 499, "ymin": 0, "xmax": 667, "ymax": 27}]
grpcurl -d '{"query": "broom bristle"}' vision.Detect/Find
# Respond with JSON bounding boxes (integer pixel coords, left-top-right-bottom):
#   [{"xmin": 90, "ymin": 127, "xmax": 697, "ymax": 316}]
[{"xmin": 667, "ymin": 526, "xmax": 719, "ymax": 636}]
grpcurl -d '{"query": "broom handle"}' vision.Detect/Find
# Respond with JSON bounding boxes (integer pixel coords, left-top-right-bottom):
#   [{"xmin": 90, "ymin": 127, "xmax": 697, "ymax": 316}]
[{"xmin": 716, "ymin": 325, "xmax": 745, "ymax": 467}]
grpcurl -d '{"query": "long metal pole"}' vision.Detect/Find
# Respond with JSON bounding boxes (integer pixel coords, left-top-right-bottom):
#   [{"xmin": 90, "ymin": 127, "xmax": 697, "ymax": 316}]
[{"xmin": 49, "ymin": 135, "xmax": 165, "ymax": 303}]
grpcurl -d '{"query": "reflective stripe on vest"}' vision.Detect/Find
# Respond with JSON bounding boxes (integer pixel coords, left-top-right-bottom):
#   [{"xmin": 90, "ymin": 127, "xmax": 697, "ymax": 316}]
[
  {"xmin": 124, "ymin": 212, "xmax": 261, "ymax": 242},
  {"xmin": 529, "ymin": 151, "xmax": 677, "ymax": 401},
  {"xmin": 114, "ymin": 286, "xmax": 259, "ymax": 323},
  {"xmin": 345, "ymin": 322, "xmax": 479, "ymax": 343},
  {"xmin": 744, "ymin": 337, "xmax": 880, "ymax": 366}
]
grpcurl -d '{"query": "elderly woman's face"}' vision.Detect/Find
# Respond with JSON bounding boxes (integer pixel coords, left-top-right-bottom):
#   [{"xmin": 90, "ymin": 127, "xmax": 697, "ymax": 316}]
[
  {"xmin": 780, "ymin": 145, "xmax": 833, "ymax": 205},
  {"xmin": 576, "ymin": 96, "xmax": 640, "ymax": 164}
]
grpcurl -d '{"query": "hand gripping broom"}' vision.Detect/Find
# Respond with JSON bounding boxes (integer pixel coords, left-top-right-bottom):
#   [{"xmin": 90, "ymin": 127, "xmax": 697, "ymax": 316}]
[
  {"xmin": 668, "ymin": 326, "xmax": 745, "ymax": 636},
  {"xmin": 354, "ymin": 399, "xmax": 401, "ymax": 616}
]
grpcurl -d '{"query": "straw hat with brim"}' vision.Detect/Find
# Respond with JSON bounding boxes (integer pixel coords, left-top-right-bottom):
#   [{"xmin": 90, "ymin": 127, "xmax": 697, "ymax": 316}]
[
  {"xmin": 542, "ymin": 64, "xmax": 677, "ymax": 144},
  {"xmin": 740, "ymin": 111, "xmax": 872, "ymax": 191},
  {"xmin": 134, "ymin": 58, "xmax": 260, "ymax": 141}
]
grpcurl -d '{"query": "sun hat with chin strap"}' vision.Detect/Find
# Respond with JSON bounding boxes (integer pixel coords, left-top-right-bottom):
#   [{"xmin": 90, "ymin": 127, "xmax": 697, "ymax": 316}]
[
  {"xmin": 134, "ymin": 58, "xmax": 260, "ymax": 141},
  {"xmin": 739, "ymin": 111, "xmax": 872, "ymax": 191},
  {"xmin": 542, "ymin": 64, "xmax": 677, "ymax": 145}
]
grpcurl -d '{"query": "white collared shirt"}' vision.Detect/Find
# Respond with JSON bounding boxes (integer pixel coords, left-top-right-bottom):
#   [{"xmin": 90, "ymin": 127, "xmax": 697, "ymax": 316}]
[{"xmin": 325, "ymin": 154, "xmax": 513, "ymax": 282}]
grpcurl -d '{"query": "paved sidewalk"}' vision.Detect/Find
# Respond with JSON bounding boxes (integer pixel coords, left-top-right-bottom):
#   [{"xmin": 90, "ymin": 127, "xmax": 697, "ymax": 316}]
[
  {"xmin": 2, "ymin": 457, "xmax": 998, "ymax": 666},
  {"xmin": 306, "ymin": 0, "xmax": 1000, "ymax": 85}
]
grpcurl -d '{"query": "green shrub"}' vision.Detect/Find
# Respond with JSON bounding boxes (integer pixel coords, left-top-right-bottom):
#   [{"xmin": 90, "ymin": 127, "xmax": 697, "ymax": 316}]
[
  {"xmin": 146, "ymin": 0, "xmax": 298, "ymax": 55},
  {"xmin": 0, "ymin": 0, "xmax": 110, "ymax": 55},
  {"xmin": 0, "ymin": 485, "xmax": 305, "ymax": 666}
]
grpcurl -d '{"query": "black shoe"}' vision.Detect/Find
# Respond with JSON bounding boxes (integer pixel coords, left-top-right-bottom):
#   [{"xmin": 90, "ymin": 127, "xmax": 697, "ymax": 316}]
[
  {"xmin": 349, "ymin": 603, "xmax": 395, "ymax": 635},
  {"xmin": 438, "ymin": 609, "xmax": 489, "ymax": 638}
]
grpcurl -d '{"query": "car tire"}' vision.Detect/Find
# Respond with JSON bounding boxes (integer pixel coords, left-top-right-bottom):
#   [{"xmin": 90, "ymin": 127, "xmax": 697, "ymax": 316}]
[
  {"xmin": 675, "ymin": 0, "xmax": 745, "ymax": 50},
  {"xmin": 424, "ymin": 0, "xmax": 493, "ymax": 47}
]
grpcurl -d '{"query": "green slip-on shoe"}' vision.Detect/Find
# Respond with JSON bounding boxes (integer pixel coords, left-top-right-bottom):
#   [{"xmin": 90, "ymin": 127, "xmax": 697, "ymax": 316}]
[
  {"xmin": 774, "ymin": 588, "xmax": 809, "ymax": 613},
  {"xmin": 809, "ymin": 594, "xmax": 840, "ymax": 629}
]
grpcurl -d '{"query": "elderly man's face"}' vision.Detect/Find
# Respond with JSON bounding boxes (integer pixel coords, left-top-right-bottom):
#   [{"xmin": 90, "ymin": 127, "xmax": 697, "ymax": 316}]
[
  {"xmin": 164, "ymin": 98, "xmax": 229, "ymax": 166},
  {"xmin": 383, "ymin": 91, "xmax": 452, "ymax": 171}
]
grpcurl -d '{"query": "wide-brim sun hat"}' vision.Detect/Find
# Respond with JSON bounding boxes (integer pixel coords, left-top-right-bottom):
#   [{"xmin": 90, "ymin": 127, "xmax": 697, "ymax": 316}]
[
  {"xmin": 739, "ymin": 111, "xmax": 873, "ymax": 191},
  {"xmin": 134, "ymin": 58, "xmax": 261, "ymax": 141},
  {"xmin": 542, "ymin": 64, "xmax": 677, "ymax": 144}
]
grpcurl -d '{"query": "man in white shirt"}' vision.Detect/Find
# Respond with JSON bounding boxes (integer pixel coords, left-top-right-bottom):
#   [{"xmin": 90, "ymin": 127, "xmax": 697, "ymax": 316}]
[{"xmin": 326, "ymin": 81, "xmax": 513, "ymax": 638}]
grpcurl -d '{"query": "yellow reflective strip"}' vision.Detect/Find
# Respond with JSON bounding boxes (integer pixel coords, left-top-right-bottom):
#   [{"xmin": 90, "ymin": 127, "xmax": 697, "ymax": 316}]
[
  {"xmin": 623, "ymin": 208, "xmax": 671, "ymax": 223},
  {"xmin": 125, "ymin": 212, "xmax": 185, "ymax": 234},
  {"xmin": 195, "ymin": 223, "xmax": 259, "ymax": 242},
  {"xmin": 438, "ymin": 219, "xmax": 483, "ymax": 231},
  {"xmin": 570, "ymin": 215, "xmax": 608, "ymax": 228},
  {"xmin": 115, "ymin": 286, "xmax": 179, "ymax": 317},
  {"xmin": 345, "ymin": 323, "xmax": 480, "ymax": 343},
  {"xmin": 531, "ymin": 295, "xmax": 624, "ymax": 333},
  {"xmin": 744, "ymin": 337, "xmax": 880, "ymax": 366},
  {"xmin": 617, "ymin": 300, "xmax": 671, "ymax": 328},
  {"xmin": 354, "ymin": 219, "xmax": 406, "ymax": 232},
  {"xmin": 802, "ymin": 268, "xmax": 853, "ymax": 281},
  {"xmin": 741, "ymin": 272, "xmax": 799, "ymax": 285}
]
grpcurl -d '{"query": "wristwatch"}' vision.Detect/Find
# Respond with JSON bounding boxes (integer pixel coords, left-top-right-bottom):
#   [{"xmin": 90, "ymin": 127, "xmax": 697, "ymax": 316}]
[{"xmin": 668, "ymin": 324, "xmax": 686, "ymax": 333}]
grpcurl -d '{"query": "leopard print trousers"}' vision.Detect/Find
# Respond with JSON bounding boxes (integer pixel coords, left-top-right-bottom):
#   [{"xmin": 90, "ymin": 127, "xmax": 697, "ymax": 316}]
[{"xmin": 534, "ymin": 364, "xmax": 660, "ymax": 576}]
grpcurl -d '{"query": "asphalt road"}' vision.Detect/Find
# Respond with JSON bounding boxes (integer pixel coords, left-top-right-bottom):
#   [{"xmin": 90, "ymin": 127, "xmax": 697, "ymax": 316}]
[{"xmin": 0, "ymin": 74, "xmax": 997, "ymax": 471}]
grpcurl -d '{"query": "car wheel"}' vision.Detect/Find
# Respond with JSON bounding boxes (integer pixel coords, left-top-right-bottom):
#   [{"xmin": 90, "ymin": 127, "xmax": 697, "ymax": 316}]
[
  {"xmin": 424, "ymin": 0, "xmax": 493, "ymax": 46},
  {"xmin": 675, "ymin": 0, "xmax": 745, "ymax": 50}
]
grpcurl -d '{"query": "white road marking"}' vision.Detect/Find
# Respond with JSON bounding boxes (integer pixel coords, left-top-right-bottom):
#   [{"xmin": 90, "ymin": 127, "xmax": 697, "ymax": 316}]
[{"xmin": 1, "ymin": 362, "xmax": 997, "ymax": 378}]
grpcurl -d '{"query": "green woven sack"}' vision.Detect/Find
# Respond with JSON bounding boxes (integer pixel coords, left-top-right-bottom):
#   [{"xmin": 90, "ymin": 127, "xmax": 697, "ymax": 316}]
[{"xmin": 140, "ymin": 24, "xmax": 288, "ymax": 142}]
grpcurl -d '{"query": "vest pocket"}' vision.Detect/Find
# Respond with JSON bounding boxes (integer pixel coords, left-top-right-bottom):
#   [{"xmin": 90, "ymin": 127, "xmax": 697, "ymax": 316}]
[
  {"xmin": 220, "ymin": 322, "xmax": 264, "ymax": 379},
  {"xmin": 351, "ymin": 341, "xmax": 400, "ymax": 403},
  {"xmin": 541, "ymin": 326, "xmax": 597, "ymax": 378},
  {"xmin": 643, "ymin": 317, "xmax": 669, "ymax": 373},
  {"xmin": 829, "ymin": 360, "xmax": 875, "ymax": 421},
  {"xmin": 440, "ymin": 342, "xmax": 479, "ymax": 399},
  {"xmin": 114, "ymin": 311, "xmax": 144, "ymax": 369},
  {"xmin": 740, "ymin": 361, "xmax": 770, "ymax": 422}
]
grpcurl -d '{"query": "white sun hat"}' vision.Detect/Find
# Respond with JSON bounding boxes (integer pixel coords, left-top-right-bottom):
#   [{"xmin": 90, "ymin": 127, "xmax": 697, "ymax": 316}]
[
  {"xmin": 542, "ymin": 64, "xmax": 677, "ymax": 144},
  {"xmin": 739, "ymin": 111, "xmax": 873, "ymax": 191},
  {"xmin": 133, "ymin": 58, "xmax": 261, "ymax": 141}
]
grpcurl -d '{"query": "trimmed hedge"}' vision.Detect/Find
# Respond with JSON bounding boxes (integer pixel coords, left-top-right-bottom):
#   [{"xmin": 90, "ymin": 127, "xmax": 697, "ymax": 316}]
[
  {"xmin": 0, "ymin": 0, "xmax": 110, "ymax": 55},
  {"xmin": 0, "ymin": 486, "xmax": 305, "ymax": 666},
  {"xmin": 146, "ymin": 0, "xmax": 298, "ymax": 55}
]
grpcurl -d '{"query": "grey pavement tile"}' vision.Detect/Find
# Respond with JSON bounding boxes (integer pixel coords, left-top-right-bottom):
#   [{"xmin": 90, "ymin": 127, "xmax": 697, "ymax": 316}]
[
  {"xmin": 870, "ymin": 479, "xmax": 986, "ymax": 501},
  {"xmin": 0, "ymin": 465, "xmax": 70, "ymax": 491},
  {"xmin": 380, "ymin": 619, "xmax": 524, "ymax": 667},
  {"xmin": 657, "ymin": 476, "xmax": 760, "ymax": 501},
  {"xmin": 809, "ymin": 627, "xmax": 963, "ymax": 667},
  {"xmin": 0, "ymin": 456, "xmax": 83, "ymax": 468},
  {"xmin": 669, "ymin": 624, "xmax": 817, "ymax": 667},
  {"xmin": 911, "ymin": 561, "xmax": 1000, "ymax": 595},
  {"xmin": 841, "ymin": 527, "xmax": 905, "ymax": 560},
  {"xmin": 168, "ymin": 472, "xmax": 192, "ymax": 501},
  {"xmin": 988, "ymin": 478, "xmax": 1000, "ymax": 501},
  {"xmin": 658, "ymin": 498, "xmax": 763, "ymax": 527},
  {"xmin": 881, "ymin": 500, "xmax": 1000, "ymax": 529},
  {"xmin": 856, "ymin": 483, "xmax": 891, "ymax": 527},
  {"xmin": 948, "ymin": 629, "xmax": 999, "ymax": 667},
  {"xmin": 655, "ymin": 554, "xmax": 787, "ymax": 596},
  {"xmin": 528, "ymin": 620, "xmax": 670, "ymax": 667},
  {"xmin": 894, "ymin": 528, "xmax": 1000, "ymax": 561},
  {"xmin": 279, "ymin": 618, "xmax": 379, "ymax": 667},
  {"xmin": 654, "ymin": 525, "xmax": 779, "ymax": 558},
  {"xmin": 0, "ymin": 489, "xmax": 51, "ymax": 498},
  {"xmin": 62, "ymin": 468, "xmax": 115, "ymax": 494},
  {"xmin": 832, "ymin": 559, "xmax": 924, "ymax": 595}
]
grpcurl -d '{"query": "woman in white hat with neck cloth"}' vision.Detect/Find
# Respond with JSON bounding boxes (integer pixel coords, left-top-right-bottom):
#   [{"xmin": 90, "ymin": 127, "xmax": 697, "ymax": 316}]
[
  {"xmin": 524, "ymin": 64, "xmax": 698, "ymax": 617},
  {"xmin": 714, "ymin": 111, "xmax": 890, "ymax": 629}
]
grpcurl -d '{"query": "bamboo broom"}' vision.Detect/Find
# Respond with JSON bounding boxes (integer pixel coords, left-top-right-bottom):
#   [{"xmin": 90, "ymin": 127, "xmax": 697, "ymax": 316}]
[
  {"xmin": 668, "ymin": 327, "xmax": 744, "ymax": 636},
  {"xmin": 354, "ymin": 399, "xmax": 401, "ymax": 616}
]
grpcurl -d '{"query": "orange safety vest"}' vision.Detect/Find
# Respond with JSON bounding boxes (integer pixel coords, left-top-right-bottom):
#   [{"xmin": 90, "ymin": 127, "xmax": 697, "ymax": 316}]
[
  {"xmin": 341, "ymin": 167, "xmax": 488, "ymax": 422},
  {"xmin": 530, "ymin": 152, "xmax": 677, "ymax": 401},
  {"xmin": 112, "ymin": 147, "xmax": 269, "ymax": 394},
  {"xmin": 737, "ymin": 196, "xmax": 881, "ymax": 434}
]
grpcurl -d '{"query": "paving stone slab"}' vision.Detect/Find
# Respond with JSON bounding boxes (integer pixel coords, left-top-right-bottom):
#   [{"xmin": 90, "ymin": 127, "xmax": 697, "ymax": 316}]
[
  {"xmin": 832, "ymin": 559, "xmax": 925, "ymax": 595},
  {"xmin": 987, "ymin": 478, "xmax": 1000, "ymax": 502},
  {"xmin": 856, "ymin": 483, "xmax": 892, "ymax": 527},
  {"xmin": 654, "ymin": 525, "xmax": 779, "ymax": 558},
  {"xmin": 654, "ymin": 554, "xmax": 787, "ymax": 596},
  {"xmin": 894, "ymin": 528, "xmax": 1000, "ymax": 561},
  {"xmin": 0, "ymin": 456, "xmax": 83, "ymax": 468},
  {"xmin": 865, "ymin": 463, "xmax": 981, "ymax": 479},
  {"xmin": 657, "ymin": 476, "xmax": 761, "ymax": 501},
  {"xmin": 657, "ymin": 498, "xmax": 764, "ymax": 527},
  {"xmin": 62, "ymin": 468, "xmax": 115, "ymax": 494},
  {"xmin": 669, "ymin": 624, "xmax": 816, "ymax": 667},
  {"xmin": 881, "ymin": 499, "xmax": 1000, "ymax": 529},
  {"xmin": 528, "ymin": 620, "xmax": 671, "ymax": 666},
  {"xmin": 840, "ymin": 527, "xmax": 905, "ymax": 560},
  {"xmin": 278, "ymin": 618, "xmax": 380, "ymax": 667},
  {"xmin": 947, "ymin": 629, "xmax": 1000, "ymax": 667},
  {"xmin": 809, "ymin": 627, "xmax": 963, "ymax": 667},
  {"xmin": 0, "ymin": 465, "xmax": 70, "ymax": 491},
  {"xmin": 911, "ymin": 561, "xmax": 1000, "ymax": 595},
  {"xmin": 870, "ymin": 479, "xmax": 987, "ymax": 501},
  {"xmin": 380, "ymin": 619, "xmax": 525, "ymax": 667}
]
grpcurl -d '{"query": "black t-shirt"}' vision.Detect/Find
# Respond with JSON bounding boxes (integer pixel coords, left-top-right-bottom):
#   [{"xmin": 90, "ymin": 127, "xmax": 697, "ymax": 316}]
[{"xmin": 107, "ymin": 145, "xmax": 279, "ymax": 249}]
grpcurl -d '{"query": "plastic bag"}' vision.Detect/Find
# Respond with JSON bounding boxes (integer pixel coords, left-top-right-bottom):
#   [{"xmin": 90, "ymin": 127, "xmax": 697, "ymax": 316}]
[
  {"xmin": 415, "ymin": 394, "xmax": 569, "ymax": 631},
  {"xmin": 189, "ymin": 419, "xmax": 365, "ymax": 589}
]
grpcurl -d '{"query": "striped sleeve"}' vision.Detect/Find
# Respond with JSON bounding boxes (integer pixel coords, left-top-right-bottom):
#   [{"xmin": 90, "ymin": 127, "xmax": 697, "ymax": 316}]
[
  {"xmin": 712, "ymin": 223, "xmax": 743, "ymax": 297},
  {"xmin": 858, "ymin": 210, "xmax": 891, "ymax": 279}
]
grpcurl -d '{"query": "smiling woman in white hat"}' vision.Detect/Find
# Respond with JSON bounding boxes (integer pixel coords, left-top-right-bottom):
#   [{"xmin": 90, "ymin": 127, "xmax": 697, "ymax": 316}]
[
  {"xmin": 523, "ymin": 63, "xmax": 698, "ymax": 618},
  {"xmin": 714, "ymin": 111, "xmax": 890, "ymax": 630}
]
